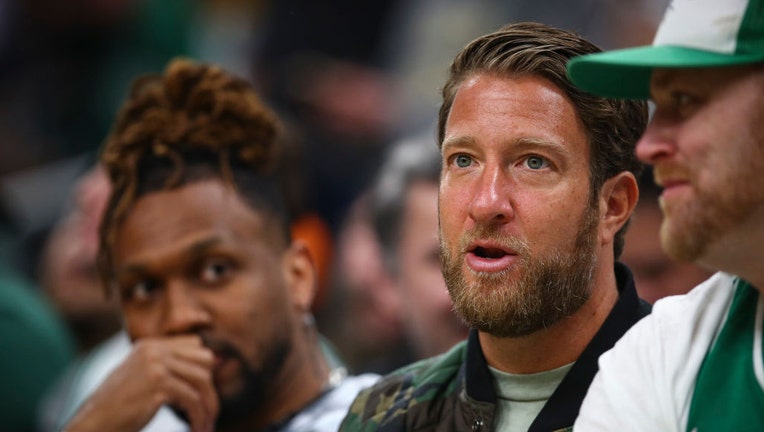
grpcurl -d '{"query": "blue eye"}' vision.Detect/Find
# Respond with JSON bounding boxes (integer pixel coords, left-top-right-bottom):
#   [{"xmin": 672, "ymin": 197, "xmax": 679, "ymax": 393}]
[
  {"xmin": 525, "ymin": 156, "xmax": 548, "ymax": 170},
  {"xmin": 454, "ymin": 154, "xmax": 473, "ymax": 168}
]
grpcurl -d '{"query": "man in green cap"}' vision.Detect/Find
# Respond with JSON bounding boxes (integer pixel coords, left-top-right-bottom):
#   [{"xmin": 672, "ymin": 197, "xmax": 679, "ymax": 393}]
[{"xmin": 567, "ymin": 0, "xmax": 764, "ymax": 430}]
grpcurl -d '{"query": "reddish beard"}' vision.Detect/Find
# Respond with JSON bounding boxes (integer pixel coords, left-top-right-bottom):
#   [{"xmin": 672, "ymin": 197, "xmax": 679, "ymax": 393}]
[{"xmin": 440, "ymin": 204, "xmax": 599, "ymax": 338}]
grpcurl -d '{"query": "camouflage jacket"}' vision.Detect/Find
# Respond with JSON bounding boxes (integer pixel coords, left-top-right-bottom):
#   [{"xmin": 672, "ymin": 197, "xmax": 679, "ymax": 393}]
[{"xmin": 340, "ymin": 263, "xmax": 651, "ymax": 432}]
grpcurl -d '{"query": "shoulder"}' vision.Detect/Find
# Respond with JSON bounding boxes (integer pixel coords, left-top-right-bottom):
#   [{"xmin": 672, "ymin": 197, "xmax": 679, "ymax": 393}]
[
  {"xmin": 340, "ymin": 341, "xmax": 467, "ymax": 431},
  {"xmin": 648, "ymin": 271, "xmax": 737, "ymax": 334},
  {"xmin": 608, "ymin": 272, "xmax": 736, "ymax": 371},
  {"xmin": 575, "ymin": 272, "xmax": 737, "ymax": 431}
]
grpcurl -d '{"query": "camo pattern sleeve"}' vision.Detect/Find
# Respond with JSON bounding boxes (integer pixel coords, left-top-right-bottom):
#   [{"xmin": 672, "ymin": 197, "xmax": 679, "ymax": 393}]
[{"xmin": 339, "ymin": 342, "xmax": 468, "ymax": 432}]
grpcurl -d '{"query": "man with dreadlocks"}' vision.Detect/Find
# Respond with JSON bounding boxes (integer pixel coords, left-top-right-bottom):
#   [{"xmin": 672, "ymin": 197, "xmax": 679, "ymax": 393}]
[{"xmin": 61, "ymin": 58, "xmax": 378, "ymax": 432}]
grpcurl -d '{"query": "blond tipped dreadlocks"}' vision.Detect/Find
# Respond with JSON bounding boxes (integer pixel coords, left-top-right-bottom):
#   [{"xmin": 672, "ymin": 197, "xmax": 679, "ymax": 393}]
[{"xmin": 97, "ymin": 58, "xmax": 288, "ymax": 295}]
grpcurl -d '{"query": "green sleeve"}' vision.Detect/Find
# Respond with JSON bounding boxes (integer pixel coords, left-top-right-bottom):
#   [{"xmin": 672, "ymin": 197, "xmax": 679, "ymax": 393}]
[{"xmin": 0, "ymin": 264, "xmax": 75, "ymax": 431}]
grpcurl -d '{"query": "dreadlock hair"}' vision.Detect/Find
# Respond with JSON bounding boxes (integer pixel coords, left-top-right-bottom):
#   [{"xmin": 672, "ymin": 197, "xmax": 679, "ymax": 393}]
[
  {"xmin": 438, "ymin": 22, "xmax": 648, "ymax": 259},
  {"xmin": 97, "ymin": 58, "xmax": 290, "ymax": 294}
]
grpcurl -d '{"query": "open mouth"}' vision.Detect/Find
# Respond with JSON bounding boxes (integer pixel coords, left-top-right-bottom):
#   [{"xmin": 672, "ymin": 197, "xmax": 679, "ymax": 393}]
[
  {"xmin": 464, "ymin": 241, "xmax": 518, "ymax": 273},
  {"xmin": 472, "ymin": 246, "xmax": 509, "ymax": 259}
]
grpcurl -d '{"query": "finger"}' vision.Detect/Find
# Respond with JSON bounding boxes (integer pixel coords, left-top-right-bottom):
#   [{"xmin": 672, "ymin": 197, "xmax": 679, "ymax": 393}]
[
  {"xmin": 171, "ymin": 342, "xmax": 216, "ymax": 368},
  {"xmin": 130, "ymin": 339, "xmax": 218, "ymax": 428},
  {"xmin": 163, "ymin": 374, "xmax": 215, "ymax": 432},
  {"xmin": 159, "ymin": 336, "xmax": 217, "ymax": 368},
  {"xmin": 165, "ymin": 353, "xmax": 220, "ymax": 426}
]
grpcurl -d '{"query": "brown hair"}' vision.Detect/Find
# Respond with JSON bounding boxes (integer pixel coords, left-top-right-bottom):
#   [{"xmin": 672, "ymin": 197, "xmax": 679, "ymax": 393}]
[
  {"xmin": 97, "ymin": 58, "xmax": 288, "ymax": 293},
  {"xmin": 438, "ymin": 22, "xmax": 648, "ymax": 258}
]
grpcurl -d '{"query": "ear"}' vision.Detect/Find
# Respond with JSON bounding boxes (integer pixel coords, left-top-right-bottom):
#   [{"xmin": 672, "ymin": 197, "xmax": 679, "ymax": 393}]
[
  {"xmin": 282, "ymin": 240, "xmax": 318, "ymax": 313},
  {"xmin": 598, "ymin": 171, "xmax": 639, "ymax": 247}
]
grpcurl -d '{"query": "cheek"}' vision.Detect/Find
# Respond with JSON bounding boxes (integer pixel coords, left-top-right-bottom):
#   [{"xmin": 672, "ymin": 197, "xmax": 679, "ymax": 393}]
[
  {"xmin": 121, "ymin": 306, "xmax": 156, "ymax": 340},
  {"xmin": 518, "ymin": 192, "xmax": 586, "ymax": 244},
  {"xmin": 221, "ymin": 278, "xmax": 293, "ymax": 343},
  {"xmin": 438, "ymin": 188, "xmax": 466, "ymax": 237}
]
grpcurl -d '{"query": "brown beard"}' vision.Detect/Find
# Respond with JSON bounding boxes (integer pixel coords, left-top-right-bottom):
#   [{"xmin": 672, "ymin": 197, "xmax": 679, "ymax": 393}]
[
  {"xmin": 440, "ymin": 203, "xmax": 599, "ymax": 338},
  {"xmin": 660, "ymin": 168, "xmax": 764, "ymax": 263}
]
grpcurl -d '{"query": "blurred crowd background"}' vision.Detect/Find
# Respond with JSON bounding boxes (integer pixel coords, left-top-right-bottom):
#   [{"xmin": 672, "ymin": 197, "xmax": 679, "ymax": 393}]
[{"xmin": 0, "ymin": 0, "xmax": 714, "ymax": 430}]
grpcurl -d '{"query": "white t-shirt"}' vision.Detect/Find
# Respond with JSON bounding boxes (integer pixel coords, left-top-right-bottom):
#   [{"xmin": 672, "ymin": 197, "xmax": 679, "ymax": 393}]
[
  {"xmin": 283, "ymin": 372, "xmax": 380, "ymax": 432},
  {"xmin": 574, "ymin": 272, "xmax": 738, "ymax": 432}
]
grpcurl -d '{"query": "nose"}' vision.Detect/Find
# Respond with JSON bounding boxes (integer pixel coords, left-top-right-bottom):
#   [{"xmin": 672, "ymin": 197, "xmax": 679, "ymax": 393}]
[
  {"xmin": 635, "ymin": 112, "xmax": 678, "ymax": 164},
  {"xmin": 161, "ymin": 281, "xmax": 212, "ymax": 335},
  {"xmin": 467, "ymin": 164, "xmax": 513, "ymax": 225}
]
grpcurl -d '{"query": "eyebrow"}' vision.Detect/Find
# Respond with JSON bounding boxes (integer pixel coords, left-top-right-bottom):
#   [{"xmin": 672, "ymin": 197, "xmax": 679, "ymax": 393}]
[
  {"xmin": 118, "ymin": 236, "xmax": 225, "ymax": 277},
  {"xmin": 442, "ymin": 135, "xmax": 565, "ymax": 154},
  {"xmin": 186, "ymin": 237, "xmax": 224, "ymax": 257},
  {"xmin": 514, "ymin": 137, "xmax": 567, "ymax": 154},
  {"xmin": 441, "ymin": 135, "xmax": 476, "ymax": 153}
]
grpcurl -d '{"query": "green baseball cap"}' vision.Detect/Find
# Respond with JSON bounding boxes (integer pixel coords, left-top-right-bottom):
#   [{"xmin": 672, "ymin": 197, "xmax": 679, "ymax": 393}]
[{"xmin": 567, "ymin": 0, "xmax": 764, "ymax": 99}]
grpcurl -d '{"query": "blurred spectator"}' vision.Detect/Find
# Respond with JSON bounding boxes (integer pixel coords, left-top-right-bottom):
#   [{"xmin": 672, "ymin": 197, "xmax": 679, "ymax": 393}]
[
  {"xmin": 38, "ymin": 165, "xmax": 120, "ymax": 352},
  {"xmin": 320, "ymin": 131, "xmax": 471, "ymax": 374},
  {"xmin": 621, "ymin": 170, "xmax": 712, "ymax": 303},
  {"xmin": 0, "ymin": 154, "xmax": 93, "ymax": 277},
  {"xmin": 0, "ymin": 258, "xmax": 74, "ymax": 432},
  {"xmin": 370, "ymin": 131, "xmax": 468, "ymax": 361},
  {"xmin": 319, "ymin": 193, "xmax": 405, "ymax": 373}
]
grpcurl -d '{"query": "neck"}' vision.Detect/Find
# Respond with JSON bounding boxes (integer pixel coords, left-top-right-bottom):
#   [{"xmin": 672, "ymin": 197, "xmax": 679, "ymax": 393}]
[
  {"xmin": 479, "ymin": 264, "xmax": 619, "ymax": 374},
  {"xmin": 699, "ymin": 206, "xmax": 764, "ymax": 290}
]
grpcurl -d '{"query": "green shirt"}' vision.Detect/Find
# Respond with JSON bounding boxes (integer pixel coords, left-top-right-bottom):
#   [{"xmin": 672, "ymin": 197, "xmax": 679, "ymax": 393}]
[
  {"xmin": 0, "ymin": 262, "xmax": 74, "ymax": 431},
  {"xmin": 687, "ymin": 279, "xmax": 764, "ymax": 432}
]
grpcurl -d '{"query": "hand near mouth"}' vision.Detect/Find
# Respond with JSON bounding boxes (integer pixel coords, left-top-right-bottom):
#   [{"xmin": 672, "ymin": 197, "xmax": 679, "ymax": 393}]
[{"xmin": 62, "ymin": 335, "xmax": 219, "ymax": 432}]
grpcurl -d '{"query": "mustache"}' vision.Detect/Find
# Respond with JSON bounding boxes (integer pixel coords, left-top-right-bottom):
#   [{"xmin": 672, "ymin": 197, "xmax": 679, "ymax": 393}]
[
  {"xmin": 653, "ymin": 165, "xmax": 692, "ymax": 186},
  {"xmin": 455, "ymin": 224, "xmax": 530, "ymax": 255}
]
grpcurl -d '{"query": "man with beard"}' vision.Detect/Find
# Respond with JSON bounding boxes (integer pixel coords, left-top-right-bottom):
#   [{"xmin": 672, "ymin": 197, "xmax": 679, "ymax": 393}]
[
  {"xmin": 567, "ymin": 0, "xmax": 764, "ymax": 430},
  {"xmin": 61, "ymin": 58, "xmax": 378, "ymax": 432},
  {"xmin": 340, "ymin": 22, "xmax": 650, "ymax": 432}
]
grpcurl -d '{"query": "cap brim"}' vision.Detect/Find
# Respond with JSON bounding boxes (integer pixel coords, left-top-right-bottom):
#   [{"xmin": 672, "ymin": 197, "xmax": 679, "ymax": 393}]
[{"xmin": 567, "ymin": 45, "xmax": 764, "ymax": 99}]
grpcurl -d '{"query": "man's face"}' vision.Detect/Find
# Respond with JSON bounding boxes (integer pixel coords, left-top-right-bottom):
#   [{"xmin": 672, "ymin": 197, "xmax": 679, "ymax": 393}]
[
  {"xmin": 397, "ymin": 180, "xmax": 468, "ymax": 358},
  {"xmin": 439, "ymin": 73, "xmax": 599, "ymax": 338},
  {"xmin": 112, "ymin": 179, "xmax": 302, "ymax": 421},
  {"xmin": 637, "ymin": 65, "xmax": 764, "ymax": 268}
]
